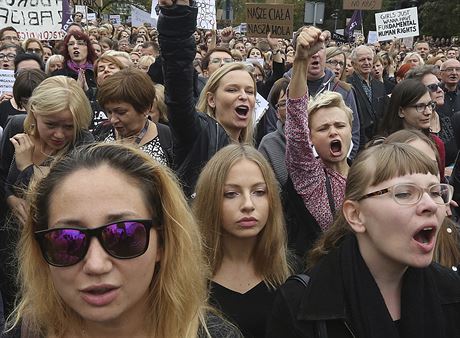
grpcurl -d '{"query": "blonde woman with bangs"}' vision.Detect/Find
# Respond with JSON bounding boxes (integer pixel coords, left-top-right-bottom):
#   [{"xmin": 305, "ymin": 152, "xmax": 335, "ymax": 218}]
[
  {"xmin": 268, "ymin": 142, "xmax": 460, "ymax": 338},
  {"xmin": 158, "ymin": 0, "xmax": 256, "ymax": 198},
  {"xmin": 0, "ymin": 75, "xmax": 93, "ymax": 317},
  {"xmin": 5, "ymin": 143, "xmax": 241, "ymax": 338},
  {"xmin": 193, "ymin": 144, "xmax": 290, "ymax": 338}
]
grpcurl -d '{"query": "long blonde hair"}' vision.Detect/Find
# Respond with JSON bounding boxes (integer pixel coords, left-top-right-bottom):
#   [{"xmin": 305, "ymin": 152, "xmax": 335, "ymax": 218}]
[
  {"xmin": 193, "ymin": 144, "xmax": 290, "ymax": 288},
  {"xmin": 7, "ymin": 143, "xmax": 211, "ymax": 337},
  {"xmin": 196, "ymin": 63, "xmax": 255, "ymax": 144}
]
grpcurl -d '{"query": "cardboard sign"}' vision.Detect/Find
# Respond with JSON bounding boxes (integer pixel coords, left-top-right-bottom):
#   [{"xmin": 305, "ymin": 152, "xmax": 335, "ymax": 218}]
[
  {"xmin": 367, "ymin": 30, "xmax": 378, "ymax": 44},
  {"xmin": 343, "ymin": 0, "xmax": 382, "ymax": 10},
  {"xmin": 0, "ymin": 70, "xmax": 14, "ymax": 96},
  {"xmin": 0, "ymin": 0, "xmax": 65, "ymax": 40},
  {"xmin": 196, "ymin": 0, "xmax": 216, "ymax": 30},
  {"xmin": 109, "ymin": 14, "xmax": 121, "ymax": 25},
  {"xmin": 375, "ymin": 7, "xmax": 419, "ymax": 42},
  {"xmin": 131, "ymin": 5, "xmax": 157, "ymax": 27},
  {"xmin": 246, "ymin": 3, "xmax": 293, "ymax": 39},
  {"xmin": 254, "ymin": 92, "xmax": 269, "ymax": 125},
  {"xmin": 332, "ymin": 32, "xmax": 347, "ymax": 43}
]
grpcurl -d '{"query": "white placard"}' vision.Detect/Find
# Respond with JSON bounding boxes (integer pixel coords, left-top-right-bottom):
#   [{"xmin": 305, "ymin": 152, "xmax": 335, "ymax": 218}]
[
  {"xmin": 367, "ymin": 31, "xmax": 378, "ymax": 44},
  {"xmin": 109, "ymin": 14, "xmax": 121, "ymax": 25},
  {"xmin": 254, "ymin": 92, "xmax": 269, "ymax": 125},
  {"xmin": 75, "ymin": 5, "xmax": 87, "ymax": 17},
  {"xmin": 132, "ymin": 5, "xmax": 157, "ymax": 27},
  {"xmin": 0, "ymin": 0, "xmax": 65, "ymax": 40},
  {"xmin": 87, "ymin": 13, "xmax": 97, "ymax": 21},
  {"xmin": 375, "ymin": 7, "xmax": 419, "ymax": 42},
  {"xmin": 196, "ymin": 0, "xmax": 216, "ymax": 30},
  {"xmin": 151, "ymin": 0, "xmax": 159, "ymax": 19},
  {"xmin": 0, "ymin": 70, "xmax": 15, "ymax": 96}
]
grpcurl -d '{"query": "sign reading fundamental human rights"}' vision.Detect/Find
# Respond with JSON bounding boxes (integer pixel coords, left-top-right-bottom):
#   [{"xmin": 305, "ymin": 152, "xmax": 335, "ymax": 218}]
[
  {"xmin": 375, "ymin": 7, "xmax": 419, "ymax": 41},
  {"xmin": 246, "ymin": 4, "xmax": 293, "ymax": 39},
  {"xmin": 0, "ymin": 0, "xmax": 65, "ymax": 40}
]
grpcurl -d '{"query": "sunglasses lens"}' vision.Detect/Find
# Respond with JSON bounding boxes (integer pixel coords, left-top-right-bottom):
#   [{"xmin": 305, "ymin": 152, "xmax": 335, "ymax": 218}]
[
  {"xmin": 101, "ymin": 221, "xmax": 149, "ymax": 259},
  {"xmin": 40, "ymin": 229, "xmax": 87, "ymax": 267}
]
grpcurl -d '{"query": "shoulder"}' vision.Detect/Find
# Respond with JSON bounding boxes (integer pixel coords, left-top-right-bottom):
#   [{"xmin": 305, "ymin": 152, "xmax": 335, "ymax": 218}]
[
  {"xmin": 334, "ymin": 79, "xmax": 352, "ymax": 92},
  {"xmin": 6, "ymin": 114, "xmax": 26, "ymax": 132},
  {"xmin": 199, "ymin": 312, "xmax": 243, "ymax": 338},
  {"xmin": 429, "ymin": 263, "xmax": 460, "ymax": 304}
]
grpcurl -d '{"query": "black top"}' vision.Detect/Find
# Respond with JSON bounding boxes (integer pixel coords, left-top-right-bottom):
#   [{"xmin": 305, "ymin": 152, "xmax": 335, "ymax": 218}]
[
  {"xmin": 0, "ymin": 100, "xmax": 25, "ymax": 129},
  {"xmin": 209, "ymin": 281, "xmax": 275, "ymax": 338}
]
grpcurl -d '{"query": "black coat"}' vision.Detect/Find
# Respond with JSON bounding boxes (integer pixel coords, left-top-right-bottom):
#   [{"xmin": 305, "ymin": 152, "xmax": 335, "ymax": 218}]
[
  {"xmin": 158, "ymin": 5, "xmax": 229, "ymax": 198},
  {"xmin": 347, "ymin": 72, "xmax": 387, "ymax": 145}
]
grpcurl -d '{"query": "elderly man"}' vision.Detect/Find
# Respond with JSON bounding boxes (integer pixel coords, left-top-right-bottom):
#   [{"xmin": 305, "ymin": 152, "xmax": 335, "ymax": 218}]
[{"xmin": 347, "ymin": 45, "xmax": 386, "ymax": 145}]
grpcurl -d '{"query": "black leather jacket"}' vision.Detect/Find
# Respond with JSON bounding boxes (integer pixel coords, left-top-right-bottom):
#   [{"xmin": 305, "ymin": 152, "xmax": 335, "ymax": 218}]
[{"xmin": 158, "ymin": 5, "xmax": 229, "ymax": 198}]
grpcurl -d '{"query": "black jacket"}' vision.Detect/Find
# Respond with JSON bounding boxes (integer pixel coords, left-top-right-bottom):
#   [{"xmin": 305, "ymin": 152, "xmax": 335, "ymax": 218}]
[
  {"xmin": 158, "ymin": 5, "xmax": 229, "ymax": 198},
  {"xmin": 347, "ymin": 72, "xmax": 387, "ymax": 145}
]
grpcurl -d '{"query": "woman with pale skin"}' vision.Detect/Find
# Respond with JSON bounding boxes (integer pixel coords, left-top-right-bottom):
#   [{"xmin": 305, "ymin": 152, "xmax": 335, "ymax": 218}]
[
  {"xmin": 4, "ymin": 143, "xmax": 241, "ymax": 338},
  {"xmin": 23, "ymin": 38, "xmax": 44, "ymax": 58},
  {"xmin": 193, "ymin": 144, "xmax": 289, "ymax": 338},
  {"xmin": 45, "ymin": 54, "xmax": 64, "ymax": 75},
  {"xmin": 325, "ymin": 47, "xmax": 347, "ymax": 81},
  {"xmin": 158, "ymin": 0, "xmax": 256, "ymax": 197},
  {"xmin": 345, "ymin": 54, "xmax": 354, "ymax": 77},
  {"xmin": 372, "ymin": 55, "xmax": 385, "ymax": 83},
  {"xmin": 283, "ymin": 26, "xmax": 352, "ymax": 259},
  {"xmin": 402, "ymin": 52, "xmax": 425, "ymax": 67},
  {"xmin": 268, "ymin": 142, "xmax": 460, "ymax": 337}
]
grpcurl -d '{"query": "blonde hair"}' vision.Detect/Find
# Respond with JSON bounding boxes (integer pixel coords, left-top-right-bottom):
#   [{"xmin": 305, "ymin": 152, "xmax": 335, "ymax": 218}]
[
  {"xmin": 308, "ymin": 143, "xmax": 439, "ymax": 267},
  {"xmin": 7, "ymin": 143, "xmax": 212, "ymax": 337},
  {"xmin": 103, "ymin": 50, "xmax": 132, "ymax": 67},
  {"xmin": 138, "ymin": 55, "xmax": 155, "ymax": 68},
  {"xmin": 193, "ymin": 144, "xmax": 290, "ymax": 288},
  {"xmin": 152, "ymin": 84, "xmax": 168, "ymax": 123},
  {"xmin": 44, "ymin": 54, "xmax": 64, "ymax": 75},
  {"xmin": 308, "ymin": 91, "xmax": 353, "ymax": 127},
  {"xmin": 196, "ymin": 63, "xmax": 256, "ymax": 144},
  {"xmin": 403, "ymin": 52, "xmax": 425, "ymax": 66},
  {"xmin": 24, "ymin": 76, "xmax": 91, "ymax": 152}
]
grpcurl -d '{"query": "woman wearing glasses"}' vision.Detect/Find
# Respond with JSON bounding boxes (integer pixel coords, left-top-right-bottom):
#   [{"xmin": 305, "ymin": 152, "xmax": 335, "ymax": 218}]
[
  {"xmin": 51, "ymin": 31, "xmax": 97, "ymax": 96},
  {"xmin": 268, "ymin": 142, "xmax": 460, "ymax": 337},
  {"xmin": 158, "ymin": 0, "xmax": 255, "ymax": 198},
  {"xmin": 4, "ymin": 143, "xmax": 241, "ymax": 337},
  {"xmin": 325, "ymin": 47, "xmax": 347, "ymax": 81},
  {"xmin": 379, "ymin": 78, "xmax": 446, "ymax": 181}
]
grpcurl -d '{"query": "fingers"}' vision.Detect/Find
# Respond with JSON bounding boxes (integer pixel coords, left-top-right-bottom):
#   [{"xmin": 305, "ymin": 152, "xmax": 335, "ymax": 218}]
[{"xmin": 10, "ymin": 133, "xmax": 33, "ymax": 150}]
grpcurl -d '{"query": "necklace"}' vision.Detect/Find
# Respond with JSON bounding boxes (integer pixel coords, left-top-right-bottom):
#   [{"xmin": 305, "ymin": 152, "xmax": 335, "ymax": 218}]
[{"xmin": 133, "ymin": 119, "xmax": 150, "ymax": 145}]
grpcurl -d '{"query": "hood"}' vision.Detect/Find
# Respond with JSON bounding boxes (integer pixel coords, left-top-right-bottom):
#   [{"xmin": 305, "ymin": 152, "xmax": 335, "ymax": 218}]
[{"xmin": 283, "ymin": 66, "xmax": 336, "ymax": 83}]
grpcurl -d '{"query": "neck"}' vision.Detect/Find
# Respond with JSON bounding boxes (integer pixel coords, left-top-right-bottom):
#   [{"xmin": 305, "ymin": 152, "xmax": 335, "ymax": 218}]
[
  {"xmin": 358, "ymin": 72, "xmax": 370, "ymax": 82},
  {"xmin": 221, "ymin": 234, "xmax": 257, "ymax": 264},
  {"xmin": 81, "ymin": 316, "xmax": 147, "ymax": 338},
  {"xmin": 74, "ymin": 58, "xmax": 88, "ymax": 66},
  {"xmin": 326, "ymin": 159, "xmax": 349, "ymax": 177},
  {"xmin": 444, "ymin": 82, "xmax": 457, "ymax": 92},
  {"xmin": 224, "ymin": 126, "xmax": 242, "ymax": 143}
]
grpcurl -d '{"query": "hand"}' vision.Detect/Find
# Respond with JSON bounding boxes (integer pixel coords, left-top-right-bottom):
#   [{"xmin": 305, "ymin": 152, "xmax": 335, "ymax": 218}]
[
  {"xmin": 0, "ymin": 92, "xmax": 13, "ymax": 103},
  {"xmin": 267, "ymin": 32, "xmax": 279, "ymax": 51},
  {"xmin": 10, "ymin": 133, "xmax": 34, "ymax": 171},
  {"xmin": 6, "ymin": 195, "xmax": 28, "ymax": 226},
  {"xmin": 295, "ymin": 26, "xmax": 328, "ymax": 61},
  {"xmin": 220, "ymin": 27, "xmax": 233, "ymax": 43},
  {"xmin": 77, "ymin": 69, "xmax": 89, "ymax": 92}
]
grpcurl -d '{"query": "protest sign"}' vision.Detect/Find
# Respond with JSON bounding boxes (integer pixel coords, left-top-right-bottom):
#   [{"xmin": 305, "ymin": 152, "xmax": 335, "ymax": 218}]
[
  {"xmin": 343, "ymin": 0, "xmax": 382, "ymax": 10},
  {"xmin": 367, "ymin": 30, "xmax": 378, "ymax": 43},
  {"xmin": 332, "ymin": 32, "xmax": 347, "ymax": 44},
  {"xmin": 254, "ymin": 92, "xmax": 269, "ymax": 125},
  {"xmin": 0, "ymin": 70, "xmax": 14, "ymax": 96},
  {"xmin": 375, "ymin": 7, "xmax": 419, "ymax": 41},
  {"xmin": 109, "ymin": 14, "xmax": 121, "ymax": 25},
  {"xmin": 151, "ymin": 0, "xmax": 159, "ymax": 19},
  {"xmin": 87, "ymin": 12, "xmax": 96, "ymax": 21},
  {"xmin": 196, "ymin": 0, "xmax": 216, "ymax": 30},
  {"xmin": 246, "ymin": 3, "xmax": 293, "ymax": 39},
  {"xmin": 0, "ymin": 0, "xmax": 65, "ymax": 40},
  {"xmin": 131, "ymin": 5, "xmax": 157, "ymax": 27}
]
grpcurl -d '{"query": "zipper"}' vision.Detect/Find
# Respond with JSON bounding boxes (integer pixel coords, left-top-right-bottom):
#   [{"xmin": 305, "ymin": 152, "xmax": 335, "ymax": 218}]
[
  {"xmin": 215, "ymin": 122, "xmax": 219, "ymax": 154},
  {"xmin": 343, "ymin": 320, "xmax": 356, "ymax": 338}
]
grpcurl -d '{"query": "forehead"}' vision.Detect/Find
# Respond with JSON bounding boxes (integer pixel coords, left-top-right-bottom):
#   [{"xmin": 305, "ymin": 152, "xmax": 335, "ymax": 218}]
[
  {"xmin": 416, "ymin": 43, "xmax": 429, "ymax": 49},
  {"xmin": 421, "ymin": 73, "xmax": 438, "ymax": 84},
  {"xmin": 442, "ymin": 60, "xmax": 460, "ymax": 69},
  {"xmin": 210, "ymin": 51, "xmax": 232, "ymax": 59},
  {"xmin": 39, "ymin": 109, "xmax": 73, "ymax": 122},
  {"xmin": 356, "ymin": 48, "xmax": 373, "ymax": 59},
  {"xmin": 2, "ymin": 47, "xmax": 16, "ymax": 54},
  {"xmin": 2, "ymin": 30, "xmax": 18, "ymax": 37},
  {"xmin": 219, "ymin": 69, "xmax": 254, "ymax": 86},
  {"xmin": 310, "ymin": 106, "xmax": 349, "ymax": 126}
]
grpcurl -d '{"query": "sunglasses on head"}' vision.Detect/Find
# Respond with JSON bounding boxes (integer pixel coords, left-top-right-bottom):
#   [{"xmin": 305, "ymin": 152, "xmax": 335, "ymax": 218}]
[{"xmin": 35, "ymin": 219, "xmax": 160, "ymax": 267}]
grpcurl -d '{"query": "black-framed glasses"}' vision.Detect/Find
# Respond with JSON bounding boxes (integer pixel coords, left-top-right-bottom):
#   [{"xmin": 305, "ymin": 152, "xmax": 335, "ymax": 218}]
[
  {"xmin": 0, "ymin": 53, "xmax": 16, "ymax": 61},
  {"xmin": 26, "ymin": 48, "xmax": 42, "ymax": 54},
  {"xmin": 358, "ymin": 183, "xmax": 453, "ymax": 205},
  {"xmin": 35, "ymin": 219, "xmax": 160, "ymax": 267},
  {"xmin": 407, "ymin": 101, "xmax": 436, "ymax": 113},
  {"xmin": 426, "ymin": 83, "xmax": 442, "ymax": 93},
  {"xmin": 210, "ymin": 57, "xmax": 233, "ymax": 64},
  {"xmin": 326, "ymin": 60, "xmax": 344, "ymax": 67}
]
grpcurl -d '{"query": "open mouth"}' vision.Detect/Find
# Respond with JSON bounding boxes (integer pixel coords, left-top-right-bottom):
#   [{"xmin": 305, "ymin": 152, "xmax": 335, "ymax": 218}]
[
  {"xmin": 413, "ymin": 226, "xmax": 436, "ymax": 245},
  {"xmin": 235, "ymin": 105, "xmax": 249, "ymax": 118},
  {"xmin": 330, "ymin": 140, "xmax": 342, "ymax": 156},
  {"xmin": 310, "ymin": 60, "xmax": 320, "ymax": 67},
  {"xmin": 73, "ymin": 51, "xmax": 80, "ymax": 57}
]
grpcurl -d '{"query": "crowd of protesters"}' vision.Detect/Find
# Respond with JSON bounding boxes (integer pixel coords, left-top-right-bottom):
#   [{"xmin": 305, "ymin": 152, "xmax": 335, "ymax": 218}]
[{"xmin": 0, "ymin": 1, "xmax": 460, "ymax": 336}]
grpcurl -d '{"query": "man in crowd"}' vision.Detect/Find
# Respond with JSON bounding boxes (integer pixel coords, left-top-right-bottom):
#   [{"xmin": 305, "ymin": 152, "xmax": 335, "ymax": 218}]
[
  {"xmin": 414, "ymin": 40, "xmax": 430, "ymax": 61},
  {"xmin": 347, "ymin": 45, "xmax": 386, "ymax": 145},
  {"xmin": 0, "ymin": 27, "xmax": 20, "ymax": 47}
]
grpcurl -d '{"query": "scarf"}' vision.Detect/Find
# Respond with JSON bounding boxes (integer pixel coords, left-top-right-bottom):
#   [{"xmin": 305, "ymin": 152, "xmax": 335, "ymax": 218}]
[
  {"xmin": 340, "ymin": 235, "xmax": 446, "ymax": 338},
  {"xmin": 66, "ymin": 59, "xmax": 93, "ymax": 73}
]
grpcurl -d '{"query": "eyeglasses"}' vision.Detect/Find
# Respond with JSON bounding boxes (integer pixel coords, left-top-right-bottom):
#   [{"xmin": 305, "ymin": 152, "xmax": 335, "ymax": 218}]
[
  {"xmin": 359, "ymin": 183, "xmax": 453, "ymax": 205},
  {"xmin": 426, "ymin": 83, "xmax": 442, "ymax": 92},
  {"xmin": 0, "ymin": 53, "xmax": 16, "ymax": 61},
  {"xmin": 67, "ymin": 40, "xmax": 87, "ymax": 47},
  {"xmin": 275, "ymin": 100, "xmax": 286, "ymax": 109},
  {"xmin": 26, "ymin": 48, "xmax": 42, "ymax": 54},
  {"xmin": 210, "ymin": 57, "xmax": 233, "ymax": 64},
  {"xmin": 35, "ymin": 219, "xmax": 160, "ymax": 267},
  {"xmin": 441, "ymin": 67, "xmax": 460, "ymax": 73},
  {"xmin": 1, "ymin": 36, "xmax": 19, "ymax": 42},
  {"xmin": 407, "ymin": 101, "xmax": 436, "ymax": 113},
  {"xmin": 326, "ymin": 60, "xmax": 345, "ymax": 67}
]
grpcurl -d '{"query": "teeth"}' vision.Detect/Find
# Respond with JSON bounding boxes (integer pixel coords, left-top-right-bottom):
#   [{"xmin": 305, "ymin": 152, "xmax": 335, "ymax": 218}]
[{"xmin": 423, "ymin": 227, "xmax": 433, "ymax": 231}]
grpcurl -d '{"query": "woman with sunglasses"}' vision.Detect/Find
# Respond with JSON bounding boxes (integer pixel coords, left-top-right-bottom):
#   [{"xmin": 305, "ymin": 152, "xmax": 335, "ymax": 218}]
[
  {"xmin": 193, "ymin": 144, "xmax": 290, "ymax": 338},
  {"xmin": 4, "ymin": 143, "xmax": 241, "ymax": 337},
  {"xmin": 158, "ymin": 0, "xmax": 255, "ymax": 198},
  {"xmin": 268, "ymin": 142, "xmax": 460, "ymax": 337},
  {"xmin": 379, "ymin": 78, "xmax": 446, "ymax": 181}
]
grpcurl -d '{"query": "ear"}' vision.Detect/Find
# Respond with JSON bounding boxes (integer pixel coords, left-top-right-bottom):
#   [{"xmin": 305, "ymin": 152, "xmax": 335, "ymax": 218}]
[
  {"xmin": 206, "ymin": 92, "xmax": 216, "ymax": 109},
  {"xmin": 398, "ymin": 107, "xmax": 405, "ymax": 119},
  {"xmin": 342, "ymin": 200, "xmax": 366, "ymax": 233}
]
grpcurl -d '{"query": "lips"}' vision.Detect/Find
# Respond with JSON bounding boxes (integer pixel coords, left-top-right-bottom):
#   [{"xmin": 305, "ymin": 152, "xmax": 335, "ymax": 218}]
[
  {"xmin": 235, "ymin": 105, "xmax": 249, "ymax": 119},
  {"xmin": 80, "ymin": 284, "xmax": 120, "ymax": 306},
  {"xmin": 412, "ymin": 224, "xmax": 437, "ymax": 253},
  {"xmin": 237, "ymin": 217, "xmax": 258, "ymax": 227}
]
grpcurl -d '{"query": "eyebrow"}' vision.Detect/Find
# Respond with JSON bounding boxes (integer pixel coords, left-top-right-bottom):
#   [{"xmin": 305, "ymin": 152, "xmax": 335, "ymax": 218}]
[
  {"xmin": 224, "ymin": 182, "xmax": 266, "ymax": 189},
  {"xmin": 51, "ymin": 212, "xmax": 141, "ymax": 228}
]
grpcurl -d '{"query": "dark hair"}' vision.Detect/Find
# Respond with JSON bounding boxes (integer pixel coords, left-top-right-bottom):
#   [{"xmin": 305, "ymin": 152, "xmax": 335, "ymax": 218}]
[
  {"xmin": 66, "ymin": 22, "xmax": 84, "ymax": 33},
  {"xmin": 0, "ymin": 43, "xmax": 23, "ymax": 55},
  {"xmin": 97, "ymin": 68, "xmax": 156, "ymax": 114},
  {"xmin": 61, "ymin": 31, "xmax": 97, "ymax": 64},
  {"xmin": 379, "ymin": 79, "xmax": 429, "ymax": 136},
  {"xmin": 201, "ymin": 47, "xmax": 232, "ymax": 70},
  {"xmin": 141, "ymin": 41, "xmax": 159, "ymax": 53},
  {"xmin": 13, "ymin": 69, "xmax": 47, "ymax": 109},
  {"xmin": 14, "ymin": 53, "xmax": 45, "ymax": 72},
  {"xmin": 99, "ymin": 37, "xmax": 114, "ymax": 49},
  {"xmin": 0, "ymin": 26, "xmax": 18, "ymax": 39},
  {"xmin": 268, "ymin": 78, "xmax": 289, "ymax": 108}
]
